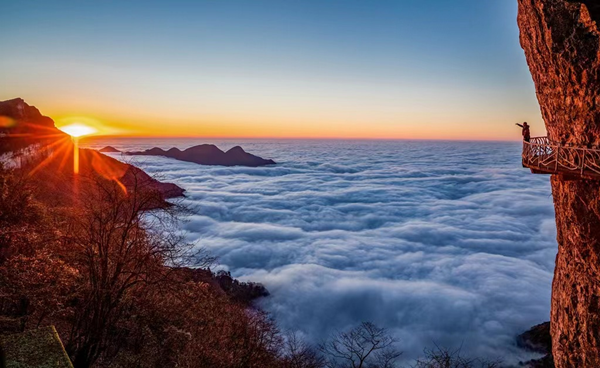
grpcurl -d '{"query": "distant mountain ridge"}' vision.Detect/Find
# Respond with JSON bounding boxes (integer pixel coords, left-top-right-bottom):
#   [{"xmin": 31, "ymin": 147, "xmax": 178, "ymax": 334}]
[
  {"xmin": 99, "ymin": 146, "xmax": 120, "ymax": 153},
  {"xmin": 122, "ymin": 144, "xmax": 276, "ymax": 167}
]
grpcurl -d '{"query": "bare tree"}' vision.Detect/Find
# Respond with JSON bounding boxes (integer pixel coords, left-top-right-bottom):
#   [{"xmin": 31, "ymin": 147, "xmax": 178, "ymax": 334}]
[
  {"xmin": 61, "ymin": 170, "xmax": 209, "ymax": 368},
  {"xmin": 282, "ymin": 332, "xmax": 325, "ymax": 368},
  {"xmin": 319, "ymin": 322, "xmax": 402, "ymax": 368},
  {"xmin": 413, "ymin": 345, "xmax": 502, "ymax": 368}
]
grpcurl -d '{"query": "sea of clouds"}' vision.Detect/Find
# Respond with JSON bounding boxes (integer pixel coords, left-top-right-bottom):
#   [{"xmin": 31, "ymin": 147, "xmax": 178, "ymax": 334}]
[{"xmin": 85, "ymin": 138, "xmax": 557, "ymax": 363}]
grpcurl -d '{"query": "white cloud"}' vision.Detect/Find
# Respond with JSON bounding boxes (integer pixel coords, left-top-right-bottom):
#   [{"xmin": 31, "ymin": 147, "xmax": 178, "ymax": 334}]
[{"xmin": 88, "ymin": 139, "xmax": 556, "ymax": 363}]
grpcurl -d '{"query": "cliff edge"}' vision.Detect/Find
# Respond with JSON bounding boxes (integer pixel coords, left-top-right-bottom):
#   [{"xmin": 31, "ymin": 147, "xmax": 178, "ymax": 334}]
[
  {"xmin": 0, "ymin": 98, "xmax": 65, "ymax": 154},
  {"xmin": 518, "ymin": 1, "xmax": 600, "ymax": 366}
]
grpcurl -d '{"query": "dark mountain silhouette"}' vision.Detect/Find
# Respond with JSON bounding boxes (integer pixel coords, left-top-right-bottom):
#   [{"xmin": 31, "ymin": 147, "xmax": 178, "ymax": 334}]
[
  {"xmin": 124, "ymin": 144, "xmax": 276, "ymax": 167},
  {"xmin": 99, "ymin": 146, "xmax": 120, "ymax": 153},
  {"xmin": 517, "ymin": 322, "xmax": 554, "ymax": 367},
  {"xmin": 0, "ymin": 98, "xmax": 66, "ymax": 154}
]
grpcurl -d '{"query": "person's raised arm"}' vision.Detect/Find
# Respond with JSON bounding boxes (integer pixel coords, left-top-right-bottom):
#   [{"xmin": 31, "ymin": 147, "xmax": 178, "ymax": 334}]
[{"xmin": 516, "ymin": 123, "xmax": 524, "ymax": 128}]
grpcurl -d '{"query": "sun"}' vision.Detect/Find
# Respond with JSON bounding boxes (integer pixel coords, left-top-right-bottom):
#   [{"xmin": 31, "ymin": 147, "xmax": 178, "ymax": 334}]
[
  {"xmin": 58, "ymin": 123, "xmax": 98, "ymax": 138},
  {"xmin": 56, "ymin": 123, "xmax": 98, "ymax": 175}
]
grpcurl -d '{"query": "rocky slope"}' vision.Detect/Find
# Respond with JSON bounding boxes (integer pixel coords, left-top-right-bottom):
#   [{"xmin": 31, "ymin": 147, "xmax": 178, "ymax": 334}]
[
  {"xmin": 77, "ymin": 148, "xmax": 185, "ymax": 199},
  {"xmin": 125, "ymin": 144, "xmax": 276, "ymax": 167},
  {"xmin": 517, "ymin": 1, "xmax": 600, "ymax": 366},
  {"xmin": 517, "ymin": 322, "xmax": 554, "ymax": 367},
  {"xmin": 0, "ymin": 98, "xmax": 66, "ymax": 154},
  {"xmin": 0, "ymin": 98, "xmax": 184, "ymax": 201}
]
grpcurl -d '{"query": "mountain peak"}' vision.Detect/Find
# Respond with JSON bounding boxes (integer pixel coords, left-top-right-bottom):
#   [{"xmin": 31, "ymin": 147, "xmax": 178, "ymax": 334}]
[{"xmin": 0, "ymin": 98, "xmax": 64, "ymax": 154}]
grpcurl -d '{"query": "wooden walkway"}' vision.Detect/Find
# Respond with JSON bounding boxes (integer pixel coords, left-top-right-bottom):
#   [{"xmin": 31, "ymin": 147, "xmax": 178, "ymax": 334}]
[{"xmin": 522, "ymin": 136, "xmax": 600, "ymax": 179}]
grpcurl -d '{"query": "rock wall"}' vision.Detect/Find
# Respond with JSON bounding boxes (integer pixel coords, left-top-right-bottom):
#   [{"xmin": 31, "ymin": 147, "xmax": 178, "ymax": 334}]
[
  {"xmin": 0, "ymin": 98, "xmax": 64, "ymax": 154},
  {"xmin": 517, "ymin": 1, "xmax": 600, "ymax": 366}
]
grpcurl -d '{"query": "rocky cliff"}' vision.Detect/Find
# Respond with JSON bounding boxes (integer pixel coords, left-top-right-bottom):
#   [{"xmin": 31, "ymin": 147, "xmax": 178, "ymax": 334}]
[
  {"xmin": 517, "ymin": 322, "xmax": 554, "ymax": 367},
  {"xmin": 518, "ymin": 1, "xmax": 600, "ymax": 366},
  {"xmin": 0, "ymin": 98, "xmax": 65, "ymax": 153},
  {"xmin": 0, "ymin": 98, "xmax": 184, "ymax": 202}
]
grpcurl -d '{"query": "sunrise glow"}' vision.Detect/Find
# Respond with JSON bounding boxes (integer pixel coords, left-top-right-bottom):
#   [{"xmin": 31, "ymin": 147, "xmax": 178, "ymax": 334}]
[
  {"xmin": 58, "ymin": 123, "xmax": 97, "ymax": 138},
  {"xmin": 56, "ymin": 123, "xmax": 97, "ymax": 174},
  {"xmin": 1, "ymin": 2, "xmax": 543, "ymax": 141}
]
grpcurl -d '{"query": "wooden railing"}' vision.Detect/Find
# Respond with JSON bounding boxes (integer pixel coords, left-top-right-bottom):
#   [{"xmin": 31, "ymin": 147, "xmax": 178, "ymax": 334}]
[{"xmin": 522, "ymin": 136, "xmax": 600, "ymax": 178}]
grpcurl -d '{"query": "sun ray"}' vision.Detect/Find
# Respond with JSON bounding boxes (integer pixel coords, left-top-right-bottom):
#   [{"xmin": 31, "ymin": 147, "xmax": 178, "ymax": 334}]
[
  {"xmin": 27, "ymin": 138, "xmax": 71, "ymax": 176},
  {"xmin": 55, "ymin": 122, "xmax": 98, "ymax": 174},
  {"xmin": 57, "ymin": 141, "xmax": 73, "ymax": 171}
]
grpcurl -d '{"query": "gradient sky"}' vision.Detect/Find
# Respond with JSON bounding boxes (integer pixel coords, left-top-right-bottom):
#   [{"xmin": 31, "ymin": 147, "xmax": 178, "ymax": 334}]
[{"xmin": 0, "ymin": 0, "xmax": 543, "ymax": 140}]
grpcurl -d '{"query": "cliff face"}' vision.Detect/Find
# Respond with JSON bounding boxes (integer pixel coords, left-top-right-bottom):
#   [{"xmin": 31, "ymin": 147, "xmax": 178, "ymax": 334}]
[
  {"xmin": 0, "ymin": 97, "xmax": 184, "ymax": 202},
  {"xmin": 517, "ymin": 1, "xmax": 600, "ymax": 366},
  {"xmin": 0, "ymin": 98, "xmax": 66, "ymax": 153},
  {"xmin": 0, "ymin": 98, "xmax": 55, "ymax": 129}
]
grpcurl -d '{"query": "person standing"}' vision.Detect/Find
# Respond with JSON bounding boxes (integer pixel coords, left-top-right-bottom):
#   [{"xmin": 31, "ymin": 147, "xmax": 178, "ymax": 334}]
[{"xmin": 516, "ymin": 122, "xmax": 531, "ymax": 142}]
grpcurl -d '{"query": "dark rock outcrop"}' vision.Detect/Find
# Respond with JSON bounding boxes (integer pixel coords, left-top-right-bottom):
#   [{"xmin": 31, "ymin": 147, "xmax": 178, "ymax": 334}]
[
  {"xmin": 98, "ymin": 146, "xmax": 120, "ymax": 153},
  {"xmin": 0, "ymin": 98, "xmax": 55, "ymax": 130},
  {"xmin": 518, "ymin": 322, "xmax": 552, "ymax": 355},
  {"xmin": 518, "ymin": 1, "xmax": 600, "ymax": 366},
  {"xmin": 0, "ymin": 98, "xmax": 66, "ymax": 154},
  {"xmin": 173, "ymin": 268, "xmax": 269, "ymax": 306},
  {"xmin": 125, "ymin": 144, "xmax": 276, "ymax": 167},
  {"xmin": 517, "ymin": 322, "xmax": 554, "ymax": 367}
]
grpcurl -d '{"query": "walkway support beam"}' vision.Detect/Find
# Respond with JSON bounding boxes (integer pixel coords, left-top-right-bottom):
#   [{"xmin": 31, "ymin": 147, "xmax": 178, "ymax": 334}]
[{"xmin": 522, "ymin": 137, "xmax": 600, "ymax": 179}]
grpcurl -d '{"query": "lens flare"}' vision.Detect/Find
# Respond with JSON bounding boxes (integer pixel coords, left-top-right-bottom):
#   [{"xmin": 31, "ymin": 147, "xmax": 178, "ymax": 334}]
[
  {"xmin": 0, "ymin": 116, "xmax": 17, "ymax": 128},
  {"xmin": 56, "ymin": 123, "xmax": 97, "ymax": 174},
  {"xmin": 58, "ymin": 123, "xmax": 97, "ymax": 137}
]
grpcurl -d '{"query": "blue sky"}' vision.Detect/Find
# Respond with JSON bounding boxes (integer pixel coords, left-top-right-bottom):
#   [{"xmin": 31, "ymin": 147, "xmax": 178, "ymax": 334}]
[{"xmin": 0, "ymin": 0, "xmax": 542, "ymax": 139}]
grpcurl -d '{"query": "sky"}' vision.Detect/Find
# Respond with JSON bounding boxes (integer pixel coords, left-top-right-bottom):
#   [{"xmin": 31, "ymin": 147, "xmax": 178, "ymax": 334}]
[{"xmin": 0, "ymin": 0, "xmax": 544, "ymax": 140}]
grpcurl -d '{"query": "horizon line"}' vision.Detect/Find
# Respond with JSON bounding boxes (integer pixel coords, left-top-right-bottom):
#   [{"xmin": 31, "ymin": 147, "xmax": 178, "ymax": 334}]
[{"xmin": 82, "ymin": 134, "xmax": 523, "ymax": 143}]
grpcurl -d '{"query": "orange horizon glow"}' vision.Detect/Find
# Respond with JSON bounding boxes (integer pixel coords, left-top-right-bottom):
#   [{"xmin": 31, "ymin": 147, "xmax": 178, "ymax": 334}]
[
  {"xmin": 73, "ymin": 122, "xmax": 537, "ymax": 142},
  {"xmin": 2, "ymin": 1, "xmax": 544, "ymax": 145},
  {"xmin": 80, "ymin": 132, "xmax": 528, "ymax": 142},
  {"xmin": 54, "ymin": 114, "xmax": 540, "ymax": 142},
  {"xmin": 45, "ymin": 101, "xmax": 544, "ymax": 143}
]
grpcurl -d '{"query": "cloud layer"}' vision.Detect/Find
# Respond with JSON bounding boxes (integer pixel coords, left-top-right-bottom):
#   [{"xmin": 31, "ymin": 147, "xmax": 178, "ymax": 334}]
[{"xmin": 87, "ymin": 138, "xmax": 557, "ymax": 362}]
